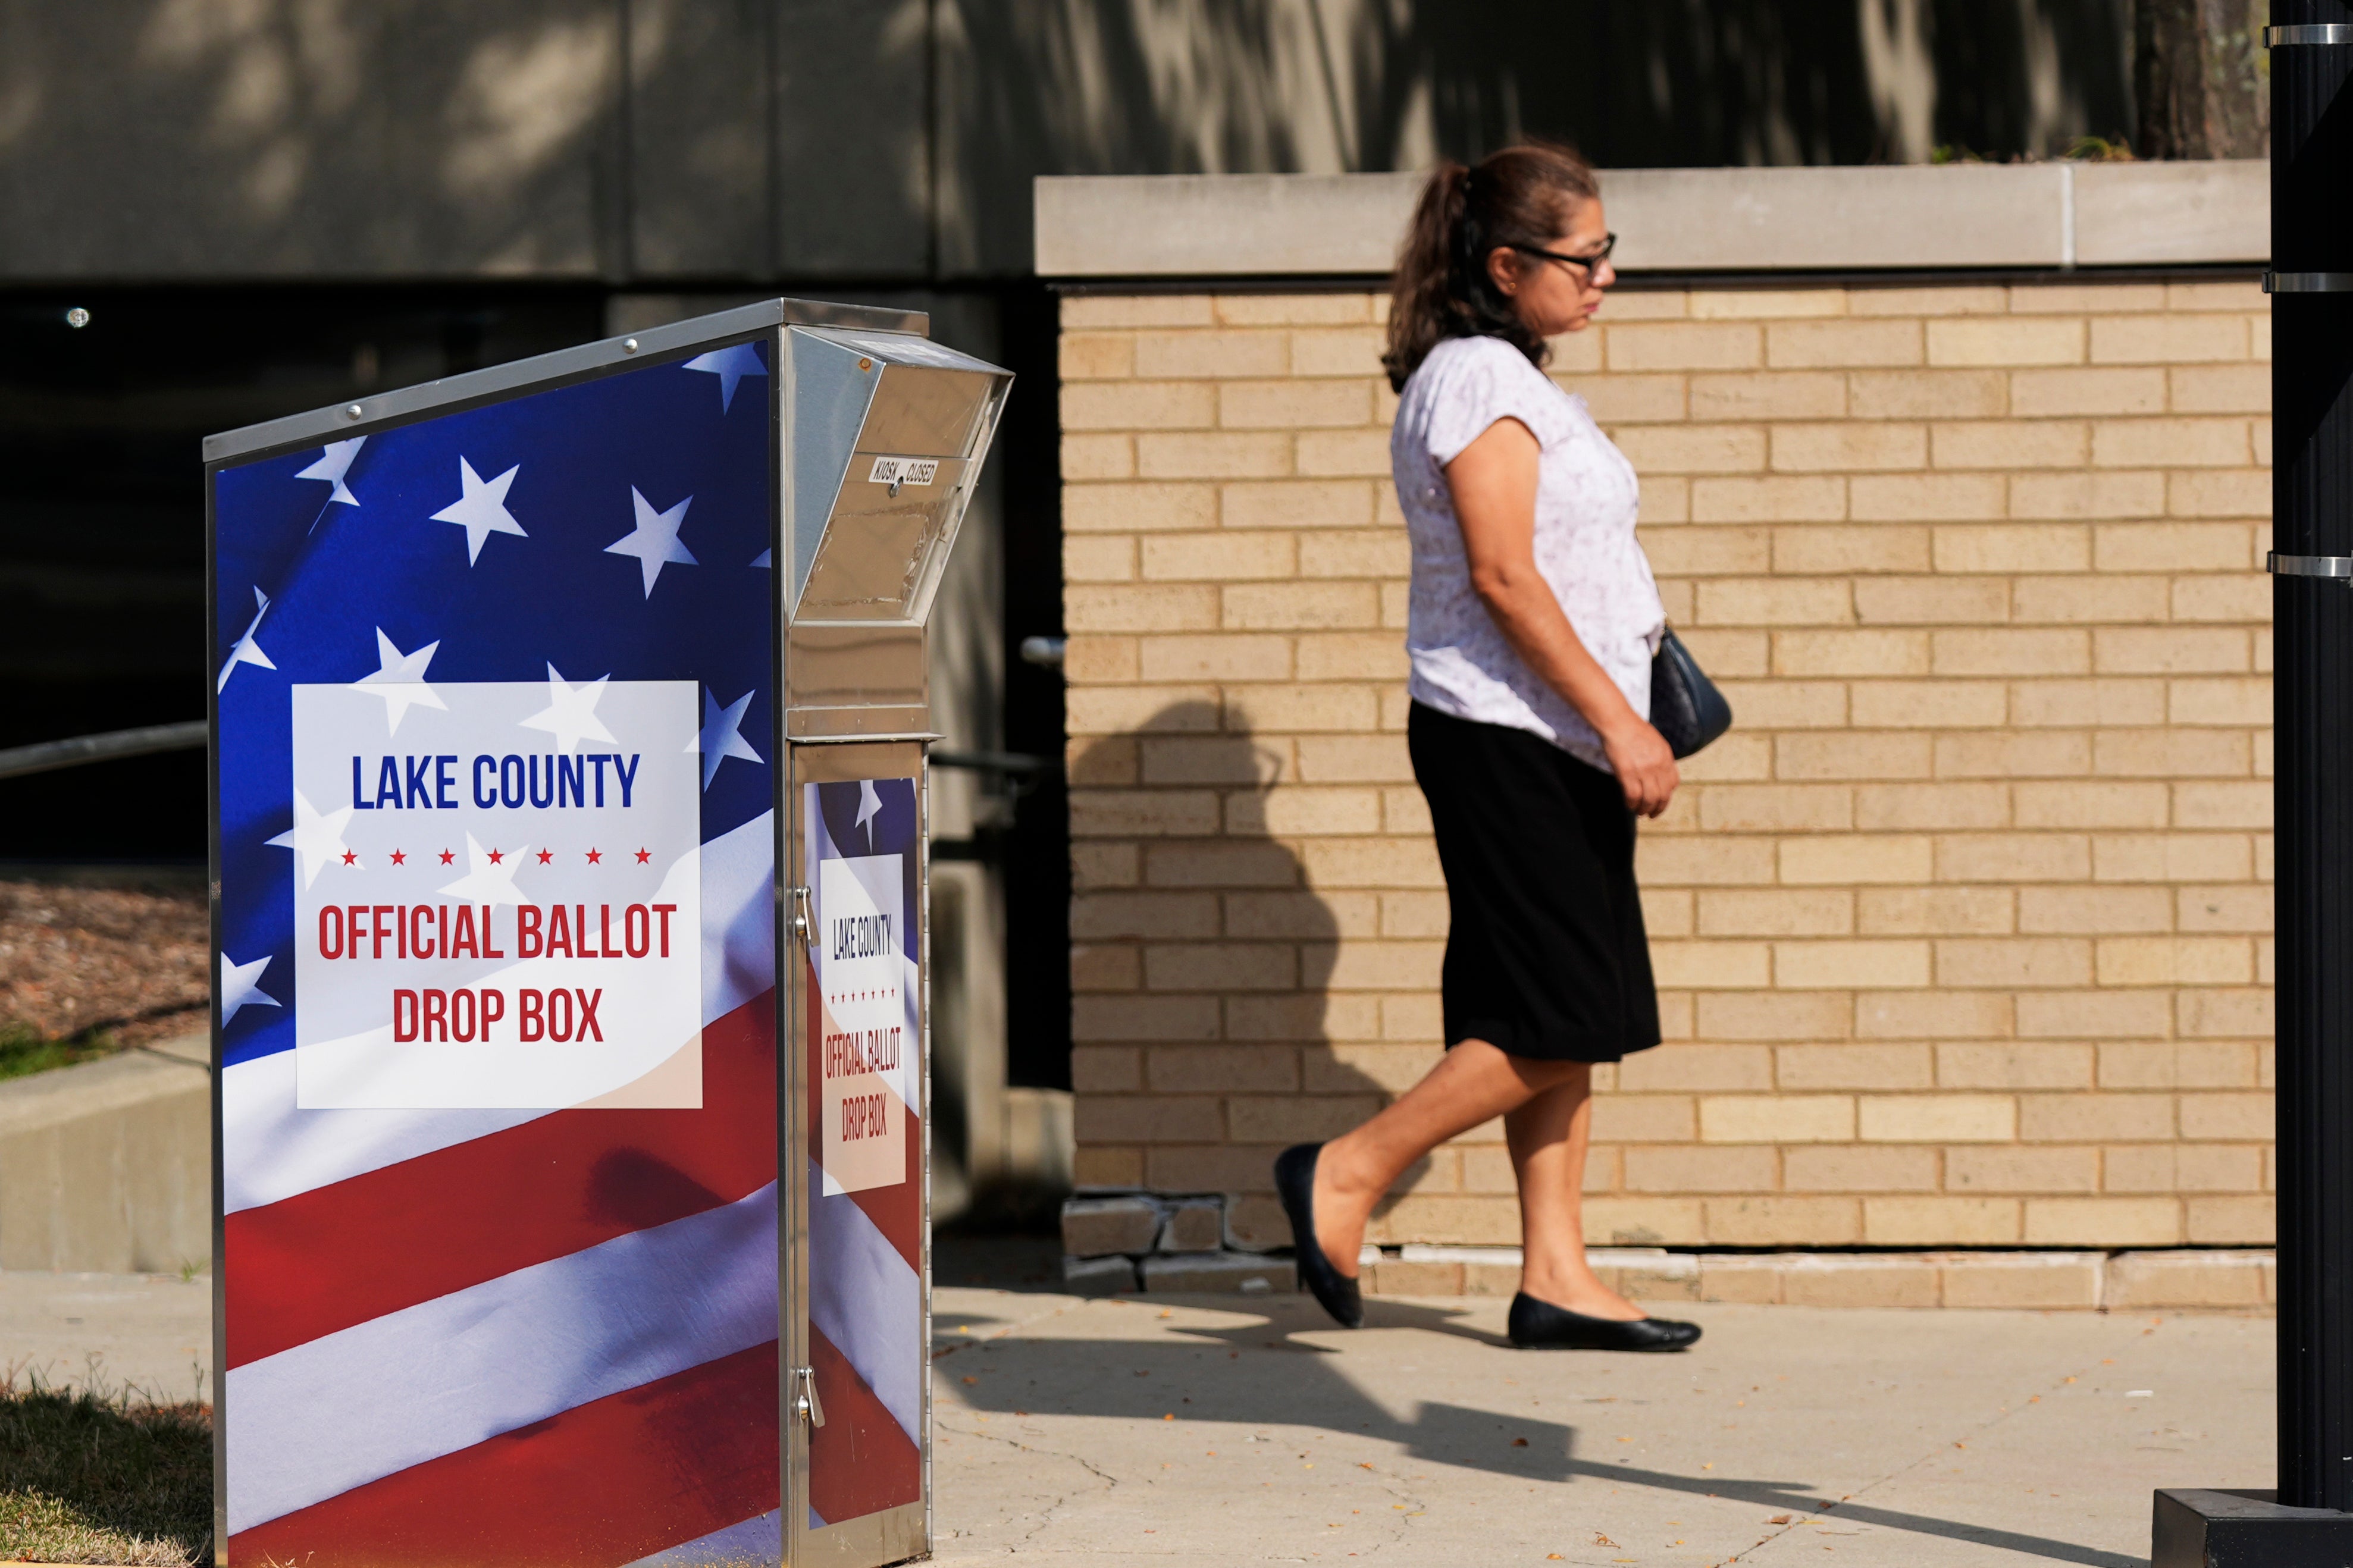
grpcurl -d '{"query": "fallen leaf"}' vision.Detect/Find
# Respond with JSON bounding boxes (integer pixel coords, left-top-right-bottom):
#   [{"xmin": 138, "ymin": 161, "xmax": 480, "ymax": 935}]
[
  {"xmin": 1769, "ymin": 1514, "xmax": 1791, "ymax": 1524},
  {"xmin": 1159, "ymin": 1309, "xmax": 1173, "ymax": 1318},
  {"xmin": 1512, "ymin": 1438, "xmax": 1529, "ymax": 1447},
  {"xmin": 1593, "ymin": 1532, "xmax": 1618, "ymax": 1547},
  {"xmin": 1359, "ymin": 1462, "xmax": 1374, "ymax": 1469},
  {"xmin": 1954, "ymin": 1442, "xmax": 1966, "ymax": 1449},
  {"xmin": 961, "ymin": 1375, "xmax": 977, "ymax": 1384},
  {"xmin": 1163, "ymin": 1413, "xmax": 1174, "ymax": 1421}
]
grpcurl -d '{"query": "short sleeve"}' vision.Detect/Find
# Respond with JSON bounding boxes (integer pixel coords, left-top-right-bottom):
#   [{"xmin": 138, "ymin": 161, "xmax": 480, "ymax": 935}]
[{"xmin": 1421, "ymin": 337, "xmax": 1571, "ymax": 468}]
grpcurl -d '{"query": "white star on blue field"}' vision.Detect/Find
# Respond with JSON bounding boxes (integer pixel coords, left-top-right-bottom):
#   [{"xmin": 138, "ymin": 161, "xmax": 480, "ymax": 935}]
[{"xmin": 211, "ymin": 338, "xmax": 775, "ymax": 1067}]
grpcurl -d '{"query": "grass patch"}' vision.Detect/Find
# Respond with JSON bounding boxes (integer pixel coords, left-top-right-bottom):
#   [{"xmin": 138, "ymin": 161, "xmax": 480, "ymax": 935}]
[
  {"xmin": 0, "ymin": 1368, "xmax": 211, "ymax": 1565},
  {"xmin": 0, "ymin": 1026, "xmax": 128, "ymax": 1085}
]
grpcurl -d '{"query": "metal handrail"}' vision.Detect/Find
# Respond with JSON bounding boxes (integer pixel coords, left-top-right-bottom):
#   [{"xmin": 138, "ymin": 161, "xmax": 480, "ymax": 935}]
[
  {"xmin": 930, "ymin": 748, "xmax": 1058, "ymax": 776},
  {"xmin": 0, "ymin": 724, "xmax": 1063, "ymax": 785},
  {"xmin": 0, "ymin": 722, "xmax": 207, "ymax": 781}
]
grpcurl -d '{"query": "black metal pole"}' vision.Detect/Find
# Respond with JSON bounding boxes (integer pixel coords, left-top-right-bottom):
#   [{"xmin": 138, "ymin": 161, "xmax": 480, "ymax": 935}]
[{"xmin": 2274, "ymin": 0, "xmax": 2353, "ymax": 1516}]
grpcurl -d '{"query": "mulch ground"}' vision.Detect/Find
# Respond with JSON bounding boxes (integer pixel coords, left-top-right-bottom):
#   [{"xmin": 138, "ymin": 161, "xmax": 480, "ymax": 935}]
[{"xmin": 0, "ymin": 882, "xmax": 209, "ymax": 1053}]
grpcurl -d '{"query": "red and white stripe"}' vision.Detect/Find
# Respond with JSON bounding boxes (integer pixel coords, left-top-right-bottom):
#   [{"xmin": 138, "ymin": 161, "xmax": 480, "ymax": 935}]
[{"xmin": 224, "ymin": 813, "xmax": 784, "ymax": 1564}]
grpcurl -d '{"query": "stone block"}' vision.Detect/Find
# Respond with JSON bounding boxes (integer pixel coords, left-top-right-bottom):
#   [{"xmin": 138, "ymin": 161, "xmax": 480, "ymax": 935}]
[
  {"xmin": 1364, "ymin": 1260, "xmax": 1464, "ymax": 1294},
  {"xmin": 1697, "ymin": 1256, "xmax": 1784, "ymax": 1303},
  {"xmin": 1158, "ymin": 1196, "xmax": 1225, "ymax": 1253},
  {"xmin": 1778, "ymin": 1256, "xmax": 1942, "ymax": 1309},
  {"xmin": 1061, "ymin": 1195, "xmax": 1163, "ymax": 1258},
  {"xmin": 1938, "ymin": 1253, "xmax": 2104, "ymax": 1309},
  {"xmin": 1139, "ymin": 1250, "xmax": 1298, "ymax": 1294},
  {"xmin": 1063, "ymin": 1253, "xmax": 1141, "ymax": 1294},
  {"xmin": 2106, "ymin": 1249, "xmax": 2273, "ymax": 1310},
  {"xmin": 1224, "ymin": 1193, "xmax": 1289, "ymax": 1252}
]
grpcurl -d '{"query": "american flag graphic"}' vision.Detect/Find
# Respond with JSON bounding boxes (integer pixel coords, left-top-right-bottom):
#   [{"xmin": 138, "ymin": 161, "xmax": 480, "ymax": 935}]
[{"xmin": 213, "ymin": 338, "xmax": 804, "ymax": 1565}]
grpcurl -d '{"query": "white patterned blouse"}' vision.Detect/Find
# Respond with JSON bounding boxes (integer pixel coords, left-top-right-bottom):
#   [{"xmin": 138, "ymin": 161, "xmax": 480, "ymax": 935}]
[{"xmin": 1390, "ymin": 333, "xmax": 1666, "ymax": 774}]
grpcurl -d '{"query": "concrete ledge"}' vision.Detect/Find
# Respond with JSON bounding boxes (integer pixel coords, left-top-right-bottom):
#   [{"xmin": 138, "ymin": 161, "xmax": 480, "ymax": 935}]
[
  {"xmin": 1035, "ymin": 162, "xmax": 2266, "ymax": 278},
  {"xmin": 0, "ymin": 1036, "xmax": 210, "ymax": 1274},
  {"xmin": 1359, "ymin": 1247, "xmax": 2274, "ymax": 1311}
]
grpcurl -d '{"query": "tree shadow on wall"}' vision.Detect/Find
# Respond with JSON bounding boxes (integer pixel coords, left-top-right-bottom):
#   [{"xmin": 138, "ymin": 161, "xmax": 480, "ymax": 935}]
[{"xmin": 1069, "ymin": 700, "xmax": 1430, "ymax": 1248}]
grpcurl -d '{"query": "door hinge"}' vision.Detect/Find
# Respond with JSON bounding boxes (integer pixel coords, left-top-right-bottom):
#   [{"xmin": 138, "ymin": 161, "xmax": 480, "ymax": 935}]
[{"xmin": 787, "ymin": 885, "xmax": 813, "ymax": 945}]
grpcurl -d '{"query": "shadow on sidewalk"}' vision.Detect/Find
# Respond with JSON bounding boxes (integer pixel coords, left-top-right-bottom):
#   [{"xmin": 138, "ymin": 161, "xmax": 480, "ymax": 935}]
[{"xmin": 934, "ymin": 1294, "xmax": 2141, "ymax": 1568}]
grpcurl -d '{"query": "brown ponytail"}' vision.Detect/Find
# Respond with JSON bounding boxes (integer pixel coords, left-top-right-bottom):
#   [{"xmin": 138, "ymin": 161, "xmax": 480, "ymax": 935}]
[{"xmin": 1381, "ymin": 143, "xmax": 1600, "ymax": 393}]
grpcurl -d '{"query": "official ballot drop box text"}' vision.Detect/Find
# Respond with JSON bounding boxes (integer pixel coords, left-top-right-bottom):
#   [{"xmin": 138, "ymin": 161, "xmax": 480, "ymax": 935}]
[{"xmin": 204, "ymin": 299, "xmax": 1011, "ymax": 1567}]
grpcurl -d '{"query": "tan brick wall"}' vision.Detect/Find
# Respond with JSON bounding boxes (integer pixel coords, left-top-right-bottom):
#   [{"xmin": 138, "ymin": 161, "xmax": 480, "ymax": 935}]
[{"xmin": 1058, "ymin": 279, "xmax": 2274, "ymax": 1252}]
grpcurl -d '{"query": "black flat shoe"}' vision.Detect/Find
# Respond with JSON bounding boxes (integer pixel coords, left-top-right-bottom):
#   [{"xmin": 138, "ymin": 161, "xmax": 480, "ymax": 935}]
[
  {"xmin": 1507, "ymin": 1291, "xmax": 1701, "ymax": 1352},
  {"xmin": 1273, "ymin": 1143, "xmax": 1362, "ymax": 1328}
]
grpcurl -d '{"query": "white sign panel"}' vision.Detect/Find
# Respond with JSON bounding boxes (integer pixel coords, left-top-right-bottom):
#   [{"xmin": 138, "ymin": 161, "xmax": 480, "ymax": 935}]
[
  {"xmin": 804, "ymin": 777, "xmax": 919, "ymax": 1197},
  {"xmin": 288, "ymin": 679, "xmax": 702, "ymax": 1109},
  {"xmin": 816, "ymin": 853, "xmax": 908, "ymax": 1194}
]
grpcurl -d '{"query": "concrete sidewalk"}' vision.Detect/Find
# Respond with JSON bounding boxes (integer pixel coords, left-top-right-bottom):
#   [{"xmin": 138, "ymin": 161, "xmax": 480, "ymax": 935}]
[
  {"xmin": 0, "ymin": 1269, "xmax": 210, "ymax": 1401},
  {"xmin": 0, "ymin": 1269, "xmax": 2271, "ymax": 1564},
  {"xmin": 930, "ymin": 1287, "xmax": 2272, "ymax": 1567}
]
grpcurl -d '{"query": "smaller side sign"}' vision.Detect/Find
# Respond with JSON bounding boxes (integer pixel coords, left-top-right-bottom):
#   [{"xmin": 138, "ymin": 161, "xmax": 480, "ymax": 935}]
[{"xmin": 805, "ymin": 777, "xmax": 919, "ymax": 1196}]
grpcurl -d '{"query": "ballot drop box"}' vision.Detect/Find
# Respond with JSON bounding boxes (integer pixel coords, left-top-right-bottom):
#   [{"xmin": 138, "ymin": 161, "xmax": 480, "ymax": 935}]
[{"xmin": 204, "ymin": 299, "xmax": 1011, "ymax": 1567}]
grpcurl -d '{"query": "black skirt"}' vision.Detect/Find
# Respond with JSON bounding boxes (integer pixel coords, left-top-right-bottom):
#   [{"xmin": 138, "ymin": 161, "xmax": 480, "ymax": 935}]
[{"xmin": 1408, "ymin": 701, "xmax": 1662, "ymax": 1064}]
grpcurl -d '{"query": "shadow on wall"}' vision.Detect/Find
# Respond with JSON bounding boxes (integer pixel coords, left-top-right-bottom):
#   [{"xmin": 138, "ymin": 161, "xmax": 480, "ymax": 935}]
[
  {"xmin": 1070, "ymin": 701, "xmax": 1429, "ymax": 1248},
  {"xmin": 0, "ymin": 1, "xmax": 2132, "ymax": 283},
  {"xmin": 944, "ymin": 0, "xmax": 2135, "ymax": 266}
]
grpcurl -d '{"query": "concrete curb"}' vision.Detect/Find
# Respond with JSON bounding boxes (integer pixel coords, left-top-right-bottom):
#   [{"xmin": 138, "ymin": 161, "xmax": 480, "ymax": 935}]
[{"xmin": 0, "ymin": 1034, "xmax": 209, "ymax": 1273}]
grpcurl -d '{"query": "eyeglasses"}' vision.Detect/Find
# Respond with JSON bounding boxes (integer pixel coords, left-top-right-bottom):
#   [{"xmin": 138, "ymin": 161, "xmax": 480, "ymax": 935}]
[{"xmin": 1513, "ymin": 234, "xmax": 1618, "ymax": 273}]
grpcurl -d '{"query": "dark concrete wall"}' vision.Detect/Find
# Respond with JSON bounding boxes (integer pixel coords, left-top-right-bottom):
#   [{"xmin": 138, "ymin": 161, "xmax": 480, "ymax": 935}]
[{"xmin": 0, "ymin": 0, "xmax": 2133, "ymax": 284}]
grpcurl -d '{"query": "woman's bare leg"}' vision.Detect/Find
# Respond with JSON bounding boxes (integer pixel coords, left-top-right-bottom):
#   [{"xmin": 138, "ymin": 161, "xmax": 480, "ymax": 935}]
[
  {"xmin": 1309, "ymin": 1040, "xmax": 1583, "ymax": 1278},
  {"xmin": 1507, "ymin": 1069, "xmax": 1643, "ymax": 1319}
]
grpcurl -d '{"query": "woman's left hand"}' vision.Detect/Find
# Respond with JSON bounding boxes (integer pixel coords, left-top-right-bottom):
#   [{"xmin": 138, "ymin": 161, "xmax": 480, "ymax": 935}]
[{"xmin": 1599, "ymin": 715, "xmax": 1678, "ymax": 818}]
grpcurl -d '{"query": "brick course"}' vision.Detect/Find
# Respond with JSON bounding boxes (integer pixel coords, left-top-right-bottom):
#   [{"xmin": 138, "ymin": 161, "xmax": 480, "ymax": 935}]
[{"xmin": 1061, "ymin": 280, "xmax": 2273, "ymax": 1250}]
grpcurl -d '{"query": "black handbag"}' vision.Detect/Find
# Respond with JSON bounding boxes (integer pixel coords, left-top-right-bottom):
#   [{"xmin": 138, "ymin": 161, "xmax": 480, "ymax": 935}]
[{"xmin": 1650, "ymin": 626, "xmax": 1732, "ymax": 758}]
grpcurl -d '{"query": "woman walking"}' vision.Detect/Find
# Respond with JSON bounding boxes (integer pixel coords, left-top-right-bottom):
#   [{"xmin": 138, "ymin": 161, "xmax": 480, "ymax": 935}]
[{"xmin": 1276, "ymin": 144, "xmax": 1701, "ymax": 1353}]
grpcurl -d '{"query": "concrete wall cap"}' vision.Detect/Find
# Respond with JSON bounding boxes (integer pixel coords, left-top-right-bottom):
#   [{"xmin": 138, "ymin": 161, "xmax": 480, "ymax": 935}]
[{"xmin": 1035, "ymin": 162, "xmax": 2267, "ymax": 278}]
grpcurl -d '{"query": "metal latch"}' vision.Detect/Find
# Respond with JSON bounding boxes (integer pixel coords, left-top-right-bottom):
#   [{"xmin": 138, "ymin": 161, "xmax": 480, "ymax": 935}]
[
  {"xmin": 792, "ymin": 1365, "xmax": 826, "ymax": 1428},
  {"xmin": 787, "ymin": 884, "xmax": 813, "ymax": 944}
]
